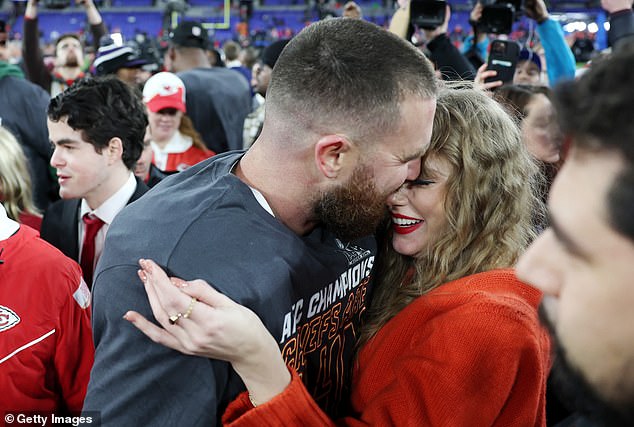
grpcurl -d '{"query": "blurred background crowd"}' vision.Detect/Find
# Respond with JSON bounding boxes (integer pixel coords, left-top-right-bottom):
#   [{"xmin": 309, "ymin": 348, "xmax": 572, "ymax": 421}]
[{"xmin": 0, "ymin": 0, "xmax": 608, "ymax": 71}]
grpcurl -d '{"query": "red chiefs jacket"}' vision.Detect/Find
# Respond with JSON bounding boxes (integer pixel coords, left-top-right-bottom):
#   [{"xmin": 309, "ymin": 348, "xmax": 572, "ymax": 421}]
[{"xmin": 0, "ymin": 225, "xmax": 94, "ymax": 414}]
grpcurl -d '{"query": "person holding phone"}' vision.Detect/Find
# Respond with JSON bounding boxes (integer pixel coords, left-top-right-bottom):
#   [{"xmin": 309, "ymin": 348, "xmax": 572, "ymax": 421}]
[
  {"xmin": 474, "ymin": 0, "xmax": 576, "ymax": 89},
  {"xmin": 389, "ymin": 0, "xmax": 476, "ymax": 81},
  {"xmin": 484, "ymin": 39, "xmax": 521, "ymax": 86}
]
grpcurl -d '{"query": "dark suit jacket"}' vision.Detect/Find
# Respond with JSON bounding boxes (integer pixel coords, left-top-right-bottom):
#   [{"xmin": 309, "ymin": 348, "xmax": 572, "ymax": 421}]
[{"xmin": 40, "ymin": 177, "xmax": 149, "ymax": 262}]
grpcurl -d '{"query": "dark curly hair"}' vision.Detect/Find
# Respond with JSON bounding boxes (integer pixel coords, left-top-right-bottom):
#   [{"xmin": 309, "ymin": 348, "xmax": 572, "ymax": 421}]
[{"xmin": 48, "ymin": 76, "xmax": 148, "ymax": 170}]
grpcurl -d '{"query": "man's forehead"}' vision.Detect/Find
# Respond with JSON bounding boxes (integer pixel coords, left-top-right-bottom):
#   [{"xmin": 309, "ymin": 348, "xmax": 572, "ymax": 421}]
[
  {"xmin": 549, "ymin": 147, "xmax": 623, "ymax": 231},
  {"xmin": 518, "ymin": 60, "xmax": 539, "ymax": 72},
  {"xmin": 58, "ymin": 38, "xmax": 81, "ymax": 48}
]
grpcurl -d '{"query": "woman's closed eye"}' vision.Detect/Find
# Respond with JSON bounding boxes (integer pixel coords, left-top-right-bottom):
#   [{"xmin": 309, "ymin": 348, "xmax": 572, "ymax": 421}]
[{"xmin": 406, "ymin": 178, "xmax": 435, "ymax": 187}]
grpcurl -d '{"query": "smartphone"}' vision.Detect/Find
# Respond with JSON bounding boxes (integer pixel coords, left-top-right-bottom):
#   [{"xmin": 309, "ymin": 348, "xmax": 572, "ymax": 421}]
[{"xmin": 485, "ymin": 39, "xmax": 520, "ymax": 85}]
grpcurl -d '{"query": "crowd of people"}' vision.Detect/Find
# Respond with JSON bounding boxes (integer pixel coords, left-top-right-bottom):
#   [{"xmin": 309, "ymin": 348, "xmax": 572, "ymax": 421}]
[{"xmin": 1, "ymin": 0, "xmax": 634, "ymax": 426}]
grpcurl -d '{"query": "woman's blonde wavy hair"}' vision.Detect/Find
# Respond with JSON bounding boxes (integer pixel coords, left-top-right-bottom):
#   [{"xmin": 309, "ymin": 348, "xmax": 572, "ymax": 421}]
[
  {"xmin": 0, "ymin": 126, "xmax": 41, "ymax": 221},
  {"xmin": 359, "ymin": 87, "xmax": 545, "ymax": 345}
]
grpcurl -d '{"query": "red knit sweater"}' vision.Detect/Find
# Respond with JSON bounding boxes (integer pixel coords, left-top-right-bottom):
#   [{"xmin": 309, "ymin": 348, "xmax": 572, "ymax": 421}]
[{"xmin": 223, "ymin": 269, "xmax": 551, "ymax": 426}]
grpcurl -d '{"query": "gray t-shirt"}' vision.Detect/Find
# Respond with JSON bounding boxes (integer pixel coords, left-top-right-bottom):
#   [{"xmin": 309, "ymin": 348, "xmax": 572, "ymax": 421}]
[{"xmin": 84, "ymin": 151, "xmax": 376, "ymax": 425}]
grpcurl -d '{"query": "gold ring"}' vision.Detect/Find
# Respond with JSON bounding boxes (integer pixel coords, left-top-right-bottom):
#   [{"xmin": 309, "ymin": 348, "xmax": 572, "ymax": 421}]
[
  {"xmin": 168, "ymin": 313, "xmax": 182, "ymax": 325},
  {"xmin": 183, "ymin": 297, "xmax": 197, "ymax": 319}
]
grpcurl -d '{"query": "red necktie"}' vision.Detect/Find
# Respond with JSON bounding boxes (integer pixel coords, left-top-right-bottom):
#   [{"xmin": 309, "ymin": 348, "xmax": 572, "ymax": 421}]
[{"xmin": 80, "ymin": 213, "xmax": 105, "ymax": 287}]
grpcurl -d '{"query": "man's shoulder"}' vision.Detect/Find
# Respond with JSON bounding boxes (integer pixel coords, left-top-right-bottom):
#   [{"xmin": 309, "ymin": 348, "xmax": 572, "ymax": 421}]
[
  {"xmin": 107, "ymin": 153, "xmax": 247, "ymax": 245},
  {"xmin": 179, "ymin": 67, "xmax": 249, "ymax": 89},
  {"xmin": 0, "ymin": 75, "xmax": 49, "ymax": 102},
  {"xmin": 178, "ymin": 67, "xmax": 218, "ymax": 81},
  {"xmin": 141, "ymin": 152, "xmax": 240, "ymax": 198},
  {"xmin": 44, "ymin": 198, "xmax": 79, "ymax": 221},
  {"xmin": 6, "ymin": 226, "xmax": 81, "ymax": 284},
  {"xmin": 130, "ymin": 177, "xmax": 149, "ymax": 202}
]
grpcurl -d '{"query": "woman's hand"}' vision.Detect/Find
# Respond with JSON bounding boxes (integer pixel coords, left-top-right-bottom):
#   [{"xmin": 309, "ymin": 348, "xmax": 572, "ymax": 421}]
[
  {"xmin": 422, "ymin": 4, "xmax": 451, "ymax": 42},
  {"xmin": 470, "ymin": 2, "xmax": 483, "ymax": 23},
  {"xmin": 125, "ymin": 259, "xmax": 291, "ymax": 405},
  {"xmin": 474, "ymin": 63, "xmax": 503, "ymax": 91},
  {"xmin": 601, "ymin": 0, "xmax": 634, "ymax": 13}
]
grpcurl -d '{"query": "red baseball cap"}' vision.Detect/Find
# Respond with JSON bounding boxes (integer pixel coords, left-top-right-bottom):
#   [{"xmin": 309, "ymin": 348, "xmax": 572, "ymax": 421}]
[{"xmin": 142, "ymin": 72, "xmax": 187, "ymax": 113}]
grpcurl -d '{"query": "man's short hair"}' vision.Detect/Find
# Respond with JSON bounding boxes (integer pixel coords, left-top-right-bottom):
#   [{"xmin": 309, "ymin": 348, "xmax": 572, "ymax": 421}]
[
  {"xmin": 553, "ymin": 44, "xmax": 634, "ymax": 240},
  {"xmin": 265, "ymin": 18, "xmax": 437, "ymax": 143},
  {"xmin": 223, "ymin": 40, "xmax": 240, "ymax": 61},
  {"xmin": 54, "ymin": 33, "xmax": 81, "ymax": 50},
  {"xmin": 260, "ymin": 39, "xmax": 290, "ymax": 69},
  {"xmin": 47, "ymin": 76, "xmax": 148, "ymax": 170}
]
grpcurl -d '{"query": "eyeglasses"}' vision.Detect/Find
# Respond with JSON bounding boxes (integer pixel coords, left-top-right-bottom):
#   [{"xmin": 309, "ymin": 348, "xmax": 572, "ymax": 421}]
[{"xmin": 156, "ymin": 108, "xmax": 179, "ymax": 116}]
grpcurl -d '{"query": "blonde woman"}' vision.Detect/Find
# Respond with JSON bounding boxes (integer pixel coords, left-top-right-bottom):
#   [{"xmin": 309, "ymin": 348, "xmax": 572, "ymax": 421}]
[
  {"xmin": 0, "ymin": 126, "xmax": 42, "ymax": 230},
  {"xmin": 127, "ymin": 87, "xmax": 551, "ymax": 426}
]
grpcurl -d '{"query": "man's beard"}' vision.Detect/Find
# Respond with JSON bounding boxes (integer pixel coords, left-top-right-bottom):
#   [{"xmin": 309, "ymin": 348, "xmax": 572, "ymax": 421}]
[
  {"xmin": 64, "ymin": 52, "xmax": 80, "ymax": 67},
  {"xmin": 539, "ymin": 305, "xmax": 634, "ymax": 426},
  {"xmin": 313, "ymin": 162, "xmax": 390, "ymax": 243}
]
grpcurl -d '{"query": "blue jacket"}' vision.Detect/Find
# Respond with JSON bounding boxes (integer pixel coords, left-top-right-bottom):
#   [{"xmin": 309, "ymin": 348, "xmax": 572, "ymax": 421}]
[
  {"xmin": 536, "ymin": 18, "xmax": 576, "ymax": 85},
  {"xmin": 462, "ymin": 18, "xmax": 576, "ymax": 86}
]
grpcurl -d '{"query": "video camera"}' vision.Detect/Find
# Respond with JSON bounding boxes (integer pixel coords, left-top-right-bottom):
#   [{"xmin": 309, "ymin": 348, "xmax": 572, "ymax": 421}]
[
  {"xmin": 409, "ymin": 0, "xmax": 447, "ymax": 31},
  {"xmin": 42, "ymin": 0, "xmax": 72, "ymax": 9},
  {"xmin": 478, "ymin": 0, "xmax": 523, "ymax": 34}
]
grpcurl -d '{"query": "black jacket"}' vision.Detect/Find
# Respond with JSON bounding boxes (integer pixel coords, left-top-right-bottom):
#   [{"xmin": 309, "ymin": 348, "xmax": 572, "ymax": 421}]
[
  {"xmin": 40, "ymin": 177, "xmax": 148, "ymax": 263},
  {"xmin": 0, "ymin": 70, "xmax": 54, "ymax": 210}
]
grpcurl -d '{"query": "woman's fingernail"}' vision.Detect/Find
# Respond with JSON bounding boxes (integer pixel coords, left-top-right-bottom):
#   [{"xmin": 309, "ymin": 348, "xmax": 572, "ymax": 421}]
[{"xmin": 171, "ymin": 278, "xmax": 188, "ymax": 288}]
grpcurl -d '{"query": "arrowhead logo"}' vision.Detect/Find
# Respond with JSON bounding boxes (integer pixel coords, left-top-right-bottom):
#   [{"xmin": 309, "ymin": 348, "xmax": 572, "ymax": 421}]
[
  {"xmin": 0, "ymin": 305, "xmax": 20, "ymax": 332},
  {"xmin": 334, "ymin": 239, "xmax": 372, "ymax": 266}
]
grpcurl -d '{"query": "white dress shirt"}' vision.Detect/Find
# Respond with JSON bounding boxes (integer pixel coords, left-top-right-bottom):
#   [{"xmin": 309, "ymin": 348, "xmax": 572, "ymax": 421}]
[{"xmin": 78, "ymin": 173, "xmax": 137, "ymax": 271}]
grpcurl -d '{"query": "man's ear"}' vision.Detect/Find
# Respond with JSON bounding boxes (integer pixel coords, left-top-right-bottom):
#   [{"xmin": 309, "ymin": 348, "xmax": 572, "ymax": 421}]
[
  {"xmin": 168, "ymin": 46, "xmax": 176, "ymax": 63},
  {"xmin": 314, "ymin": 134, "xmax": 355, "ymax": 179},
  {"xmin": 106, "ymin": 137, "xmax": 124, "ymax": 165}
]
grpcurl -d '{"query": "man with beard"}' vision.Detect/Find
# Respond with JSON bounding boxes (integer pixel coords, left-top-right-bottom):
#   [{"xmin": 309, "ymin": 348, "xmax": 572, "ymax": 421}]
[
  {"xmin": 83, "ymin": 18, "xmax": 437, "ymax": 426},
  {"xmin": 23, "ymin": 0, "xmax": 106, "ymax": 96},
  {"xmin": 516, "ymin": 43, "xmax": 634, "ymax": 426}
]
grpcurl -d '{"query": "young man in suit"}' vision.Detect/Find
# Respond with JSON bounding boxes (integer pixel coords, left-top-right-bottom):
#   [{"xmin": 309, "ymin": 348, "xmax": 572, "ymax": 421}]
[{"xmin": 41, "ymin": 77, "xmax": 148, "ymax": 288}]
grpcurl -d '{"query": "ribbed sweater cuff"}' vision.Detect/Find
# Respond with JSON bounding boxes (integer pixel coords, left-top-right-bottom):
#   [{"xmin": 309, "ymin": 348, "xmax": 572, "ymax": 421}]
[{"xmin": 222, "ymin": 368, "xmax": 331, "ymax": 426}]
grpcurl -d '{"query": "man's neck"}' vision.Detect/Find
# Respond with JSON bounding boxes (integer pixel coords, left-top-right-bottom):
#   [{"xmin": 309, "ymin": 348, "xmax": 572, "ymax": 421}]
[
  {"xmin": 173, "ymin": 51, "xmax": 211, "ymax": 72},
  {"xmin": 235, "ymin": 145, "xmax": 319, "ymax": 236},
  {"xmin": 84, "ymin": 169, "xmax": 132, "ymax": 211},
  {"xmin": 55, "ymin": 66, "xmax": 82, "ymax": 82}
]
